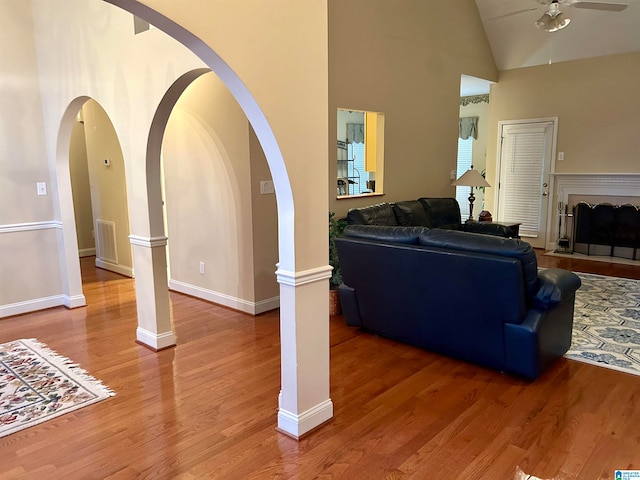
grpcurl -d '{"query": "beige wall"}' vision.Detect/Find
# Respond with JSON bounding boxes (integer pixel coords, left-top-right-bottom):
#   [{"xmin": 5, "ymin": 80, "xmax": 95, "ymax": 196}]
[
  {"xmin": 143, "ymin": 0, "xmax": 329, "ymax": 270},
  {"xmin": 163, "ymin": 72, "xmax": 278, "ymax": 306},
  {"xmin": 0, "ymin": 1, "xmax": 62, "ymax": 309},
  {"xmin": 82, "ymin": 100, "xmax": 132, "ymax": 274},
  {"xmin": 328, "ymin": 0, "xmax": 497, "ymax": 218},
  {"xmin": 69, "ymin": 120, "xmax": 95, "ymax": 255},
  {"xmin": 486, "ymin": 52, "xmax": 640, "ymax": 211},
  {"xmin": 249, "ymin": 126, "xmax": 279, "ymax": 302},
  {"xmin": 0, "ymin": 1, "xmax": 51, "ymax": 225}
]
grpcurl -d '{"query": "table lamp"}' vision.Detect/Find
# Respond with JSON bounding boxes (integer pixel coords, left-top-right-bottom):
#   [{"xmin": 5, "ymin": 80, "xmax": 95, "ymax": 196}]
[{"xmin": 453, "ymin": 167, "xmax": 490, "ymax": 221}]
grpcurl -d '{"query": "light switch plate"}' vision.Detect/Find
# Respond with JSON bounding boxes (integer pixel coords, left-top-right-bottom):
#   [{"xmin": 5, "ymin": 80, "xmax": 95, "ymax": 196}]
[
  {"xmin": 260, "ymin": 180, "xmax": 275, "ymax": 195},
  {"xmin": 37, "ymin": 182, "xmax": 47, "ymax": 196}
]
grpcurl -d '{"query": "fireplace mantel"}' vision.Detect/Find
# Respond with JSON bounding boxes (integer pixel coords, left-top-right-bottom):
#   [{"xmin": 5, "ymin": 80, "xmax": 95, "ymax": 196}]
[{"xmin": 552, "ymin": 173, "xmax": 640, "ymax": 207}]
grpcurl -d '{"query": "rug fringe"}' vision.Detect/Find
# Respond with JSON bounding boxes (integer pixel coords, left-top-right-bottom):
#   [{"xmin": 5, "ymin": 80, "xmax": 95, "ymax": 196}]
[{"xmin": 18, "ymin": 338, "xmax": 116, "ymax": 396}]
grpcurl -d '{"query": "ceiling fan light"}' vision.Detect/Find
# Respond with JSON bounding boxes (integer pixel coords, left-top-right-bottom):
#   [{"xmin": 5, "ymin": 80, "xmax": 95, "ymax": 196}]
[
  {"xmin": 535, "ymin": 11, "xmax": 571, "ymax": 32},
  {"xmin": 548, "ymin": 13, "xmax": 571, "ymax": 32},
  {"xmin": 535, "ymin": 12, "xmax": 552, "ymax": 30}
]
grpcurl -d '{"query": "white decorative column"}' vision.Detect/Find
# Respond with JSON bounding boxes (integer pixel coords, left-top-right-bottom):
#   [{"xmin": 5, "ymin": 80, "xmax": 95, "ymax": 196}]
[
  {"xmin": 275, "ymin": 265, "xmax": 334, "ymax": 439},
  {"xmin": 129, "ymin": 234, "xmax": 176, "ymax": 350}
]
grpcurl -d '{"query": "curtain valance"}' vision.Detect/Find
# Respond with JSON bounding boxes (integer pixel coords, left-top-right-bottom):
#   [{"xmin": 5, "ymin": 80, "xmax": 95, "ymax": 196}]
[
  {"xmin": 459, "ymin": 116, "xmax": 479, "ymax": 140},
  {"xmin": 347, "ymin": 123, "xmax": 364, "ymax": 144}
]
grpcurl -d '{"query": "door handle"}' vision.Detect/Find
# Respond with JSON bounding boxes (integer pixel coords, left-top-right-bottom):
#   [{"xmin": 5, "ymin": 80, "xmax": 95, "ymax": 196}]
[{"xmin": 542, "ymin": 192, "xmax": 548, "ymax": 196}]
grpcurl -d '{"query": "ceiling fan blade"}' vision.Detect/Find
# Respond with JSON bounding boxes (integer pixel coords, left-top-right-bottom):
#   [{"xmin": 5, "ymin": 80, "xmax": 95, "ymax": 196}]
[
  {"xmin": 571, "ymin": 1, "xmax": 628, "ymax": 11},
  {"xmin": 485, "ymin": 7, "xmax": 538, "ymax": 21}
]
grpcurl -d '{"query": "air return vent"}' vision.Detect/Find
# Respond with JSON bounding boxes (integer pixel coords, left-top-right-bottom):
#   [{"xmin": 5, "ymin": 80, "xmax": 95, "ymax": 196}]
[{"xmin": 95, "ymin": 219, "xmax": 118, "ymax": 265}]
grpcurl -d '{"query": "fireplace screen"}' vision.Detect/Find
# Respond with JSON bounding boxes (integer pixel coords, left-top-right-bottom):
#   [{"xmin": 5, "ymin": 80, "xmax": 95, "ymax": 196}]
[{"xmin": 573, "ymin": 202, "xmax": 640, "ymax": 260}]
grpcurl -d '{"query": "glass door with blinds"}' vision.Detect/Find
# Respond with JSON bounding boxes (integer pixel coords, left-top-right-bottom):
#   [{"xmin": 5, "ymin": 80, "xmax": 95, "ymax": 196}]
[
  {"xmin": 496, "ymin": 120, "xmax": 556, "ymax": 249},
  {"xmin": 456, "ymin": 137, "xmax": 473, "ymax": 219}
]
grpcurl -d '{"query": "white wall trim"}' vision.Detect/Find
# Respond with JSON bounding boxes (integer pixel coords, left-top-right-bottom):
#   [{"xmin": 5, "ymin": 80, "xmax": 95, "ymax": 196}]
[
  {"xmin": 95, "ymin": 258, "xmax": 134, "ymax": 278},
  {"xmin": 129, "ymin": 234, "xmax": 168, "ymax": 248},
  {"xmin": 553, "ymin": 173, "xmax": 640, "ymax": 207},
  {"xmin": 277, "ymin": 396, "xmax": 334, "ymax": 439},
  {"xmin": 63, "ymin": 294, "xmax": 87, "ymax": 309},
  {"xmin": 275, "ymin": 265, "xmax": 332, "ymax": 287},
  {"xmin": 136, "ymin": 327, "xmax": 176, "ymax": 350},
  {"xmin": 79, "ymin": 247, "xmax": 96, "ymax": 257},
  {"xmin": 169, "ymin": 279, "xmax": 279, "ymax": 315},
  {"xmin": 0, "ymin": 295, "xmax": 66, "ymax": 318},
  {"xmin": 0, "ymin": 221, "xmax": 62, "ymax": 233}
]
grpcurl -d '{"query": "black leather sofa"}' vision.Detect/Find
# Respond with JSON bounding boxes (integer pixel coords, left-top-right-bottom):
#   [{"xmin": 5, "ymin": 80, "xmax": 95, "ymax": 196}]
[
  {"xmin": 335, "ymin": 225, "xmax": 581, "ymax": 379},
  {"xmin": 347, "ymin": 198, "xmax": 518, "ymax": 238}
]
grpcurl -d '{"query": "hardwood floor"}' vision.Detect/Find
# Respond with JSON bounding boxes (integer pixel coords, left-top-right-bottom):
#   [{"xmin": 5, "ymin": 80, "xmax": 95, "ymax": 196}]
[{"xmin": 1, "ymin": 254, "xmax": 640, "ymax": 479}]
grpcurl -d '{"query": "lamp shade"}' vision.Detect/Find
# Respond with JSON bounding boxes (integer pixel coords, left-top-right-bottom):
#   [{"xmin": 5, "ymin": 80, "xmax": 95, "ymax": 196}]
[{"xmin": 453, "ymin": 169, "xmax": 490, "ymax": 188}]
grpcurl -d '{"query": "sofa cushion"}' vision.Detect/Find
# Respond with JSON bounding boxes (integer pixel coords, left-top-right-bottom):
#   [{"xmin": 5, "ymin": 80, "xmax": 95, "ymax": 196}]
[
  {"xmin": 392, "ymin": 200, "xmax": 430, "ymax": 227},
  {"xmin": 343, "ymin": 225, "xmax": 426, "ymax": 244},
  {"xmin": 418, "ymin": 229, "xmax": 539, "ymax": 298},
  {"xmin": 418, "ymin": 198, "xmax": 462, "ymax": 229},
  {"xmin": 347, "ymin": 203, "xmax": 398, "ymax": 226}
]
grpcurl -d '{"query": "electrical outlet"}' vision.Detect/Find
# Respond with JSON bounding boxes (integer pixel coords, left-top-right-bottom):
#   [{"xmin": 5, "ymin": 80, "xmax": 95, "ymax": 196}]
[
  {"xmin": 37, "ymin": 182, "xmax": 47, "ymax": 196},
  {"xmin": 558, "ymin": 151, "xmax": 565, "ymax": 161},
  {"xmin": 199, "ymin": 262, "xmax": 205, "ymax": 275}
]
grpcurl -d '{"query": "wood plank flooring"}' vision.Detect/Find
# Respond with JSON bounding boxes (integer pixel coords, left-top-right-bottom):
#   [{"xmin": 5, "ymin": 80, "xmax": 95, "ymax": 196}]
[{"xmin": 0, "ymin": 253, "xmax": 639, "ymax": 479}]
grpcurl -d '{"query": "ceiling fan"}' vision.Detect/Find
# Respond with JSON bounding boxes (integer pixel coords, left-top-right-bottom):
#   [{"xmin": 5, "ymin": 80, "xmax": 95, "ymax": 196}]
[{"xmin": 490, "ymin": 0, "xmax": 628, "ymax": 32}]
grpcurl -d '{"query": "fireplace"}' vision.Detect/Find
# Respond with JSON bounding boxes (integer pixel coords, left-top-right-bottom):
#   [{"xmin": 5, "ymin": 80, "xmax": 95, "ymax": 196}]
[{"xmin": 552, "ymin": 173, "xmax": 640, "ymax": 259}]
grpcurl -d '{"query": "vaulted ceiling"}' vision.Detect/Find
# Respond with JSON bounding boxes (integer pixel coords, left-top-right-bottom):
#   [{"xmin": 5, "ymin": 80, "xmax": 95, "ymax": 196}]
[{"xmin": 474, "ymin": 0, "xmax": 640, "ymax": 71}]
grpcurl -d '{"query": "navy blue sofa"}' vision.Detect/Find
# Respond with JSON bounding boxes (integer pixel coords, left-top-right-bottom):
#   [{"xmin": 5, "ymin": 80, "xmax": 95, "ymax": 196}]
[{"xmin": 335, "ymin": 225, "xmax": 581, "ymax": 380}]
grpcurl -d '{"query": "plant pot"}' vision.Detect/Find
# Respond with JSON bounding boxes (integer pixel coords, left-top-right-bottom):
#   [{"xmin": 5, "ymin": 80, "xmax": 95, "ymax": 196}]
[{"xmin": 329, "ymin": 288, "xmax": 342, "ymax": 316}]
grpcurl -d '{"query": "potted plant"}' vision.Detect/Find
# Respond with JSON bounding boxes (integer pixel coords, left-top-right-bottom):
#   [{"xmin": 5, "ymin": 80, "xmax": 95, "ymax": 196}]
[{"xmin": 329, "ymin": 212, "xmax": 347, "ymax": 315}]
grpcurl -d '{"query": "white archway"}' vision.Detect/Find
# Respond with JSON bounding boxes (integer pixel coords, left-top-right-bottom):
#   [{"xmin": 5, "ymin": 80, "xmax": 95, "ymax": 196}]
[{"xmin": 92, "ymin": 0, "xmax": 332, "ymax": 439}]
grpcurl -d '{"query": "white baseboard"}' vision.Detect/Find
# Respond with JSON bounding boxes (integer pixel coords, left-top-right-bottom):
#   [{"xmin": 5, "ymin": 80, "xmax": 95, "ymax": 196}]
[
  {"xmin": 64, "ymin": 294, "xmax": 87, "ymax": 309},
  {"xmin": 136, "ymin": 327, "xmax": 176, "ymax": 350},
  {"xmin": 169, "ymin": 279, "xmax": 279, "ymax": 315},
  {"xmin": 0, "ymin": 295, "xmax": 66, "ymax": 318},
  {"xmin": 79, "ymin": 247, "xmax": 96, "ymax": 258},
  {"xmin": 95, "ymin": 258, "xmax": 133, "ymax": 278},
  {"xmin": 277, "ymin": 398, "xmax": 334, "ymax": 439}
]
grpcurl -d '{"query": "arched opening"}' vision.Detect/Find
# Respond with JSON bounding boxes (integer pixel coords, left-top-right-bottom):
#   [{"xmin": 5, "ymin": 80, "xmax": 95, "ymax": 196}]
[
  {"xmin": 71, "ymin": 99, "xmax": 132, "ymax": 278},
  {"xmin": 52, "ymin": 1, "xmax": 330, "ymax": 439},
  {"xmin": 161, "ymin": 71, "xmax": 279, "ymax": 313}
]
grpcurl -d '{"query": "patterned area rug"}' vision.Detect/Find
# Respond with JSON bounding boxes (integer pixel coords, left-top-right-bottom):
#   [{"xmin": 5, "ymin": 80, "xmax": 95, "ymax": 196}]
[
  {"xmin": 0, "ymin": 338, "xmax": 115, "ymax": 438},
  {"xmin": 567, "ymin": 273, "xmax": 640, "ymax": 376}
]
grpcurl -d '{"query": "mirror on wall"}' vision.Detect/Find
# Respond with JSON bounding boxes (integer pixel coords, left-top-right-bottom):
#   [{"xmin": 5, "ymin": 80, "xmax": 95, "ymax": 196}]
[{"xmin": 336, "ymin": 108, "xmax": 384, "ymax": 198}]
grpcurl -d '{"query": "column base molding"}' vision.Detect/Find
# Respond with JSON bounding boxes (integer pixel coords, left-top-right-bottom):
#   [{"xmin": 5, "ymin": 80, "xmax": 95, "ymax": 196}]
[
  {"xmin": 277, "ymin": 397, "xmax": 334, "ymax": 439},
  {"xmin": 136, "ymin": 327, "xmax": 176, "ymax": 351}
]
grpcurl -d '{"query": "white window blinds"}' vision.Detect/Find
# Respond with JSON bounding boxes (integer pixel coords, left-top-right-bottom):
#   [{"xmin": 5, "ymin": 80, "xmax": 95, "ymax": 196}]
[
  {"xmin": 456, "ymin": 138, "xmax": 473, "ymax": 219},
  {"xmin": 499, "ymin": 126, "xmax": 546, "ymax": 237}
]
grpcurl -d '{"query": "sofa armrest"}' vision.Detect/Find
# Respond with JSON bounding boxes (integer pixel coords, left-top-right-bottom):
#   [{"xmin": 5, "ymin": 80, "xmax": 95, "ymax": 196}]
[
  {"xmin": 462, "ymin": 221, "xmax": 516, "ymax": 237},
  {"xmin": 533, "ymin": 268, "xmax": 582, "ymax": 309}
]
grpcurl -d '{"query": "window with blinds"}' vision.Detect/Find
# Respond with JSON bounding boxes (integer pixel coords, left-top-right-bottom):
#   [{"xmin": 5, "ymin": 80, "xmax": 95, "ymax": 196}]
[
  {"xmin": 347, "ymin": 141, "xmax": 368, "ymax": 195},
  {"xmin": 456, "ymin": 137, "xmax": 473, "ymax": 219},
  {"xmin": 499, "ymin": 126, "xmax": 546, "ymax": 237}
]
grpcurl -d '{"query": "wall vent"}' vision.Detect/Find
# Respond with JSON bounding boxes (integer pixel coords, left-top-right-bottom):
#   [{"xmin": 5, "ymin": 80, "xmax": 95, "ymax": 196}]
[{"xmin": 95, "ymin": 219, "xmax": 118, "ymax": 265}]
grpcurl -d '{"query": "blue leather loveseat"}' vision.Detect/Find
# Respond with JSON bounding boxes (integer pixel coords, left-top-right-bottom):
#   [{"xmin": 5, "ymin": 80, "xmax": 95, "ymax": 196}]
[
  {"xmin": 347, "ymin": 197, "xmax": 519, "ymax": 238},
  {"xmin": 335, "ymin": 225, "xmax": 581, "ymax": 379}
]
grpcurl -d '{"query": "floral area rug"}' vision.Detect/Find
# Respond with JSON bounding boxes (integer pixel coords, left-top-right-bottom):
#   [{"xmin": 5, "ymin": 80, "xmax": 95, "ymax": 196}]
[
  {"xmin": 0, "ymin": 338, "xmax": 115, "ymax": 438},
  {"xmin": 567, "ymin": 273, "xmax": 640, "ymax": 376}
]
